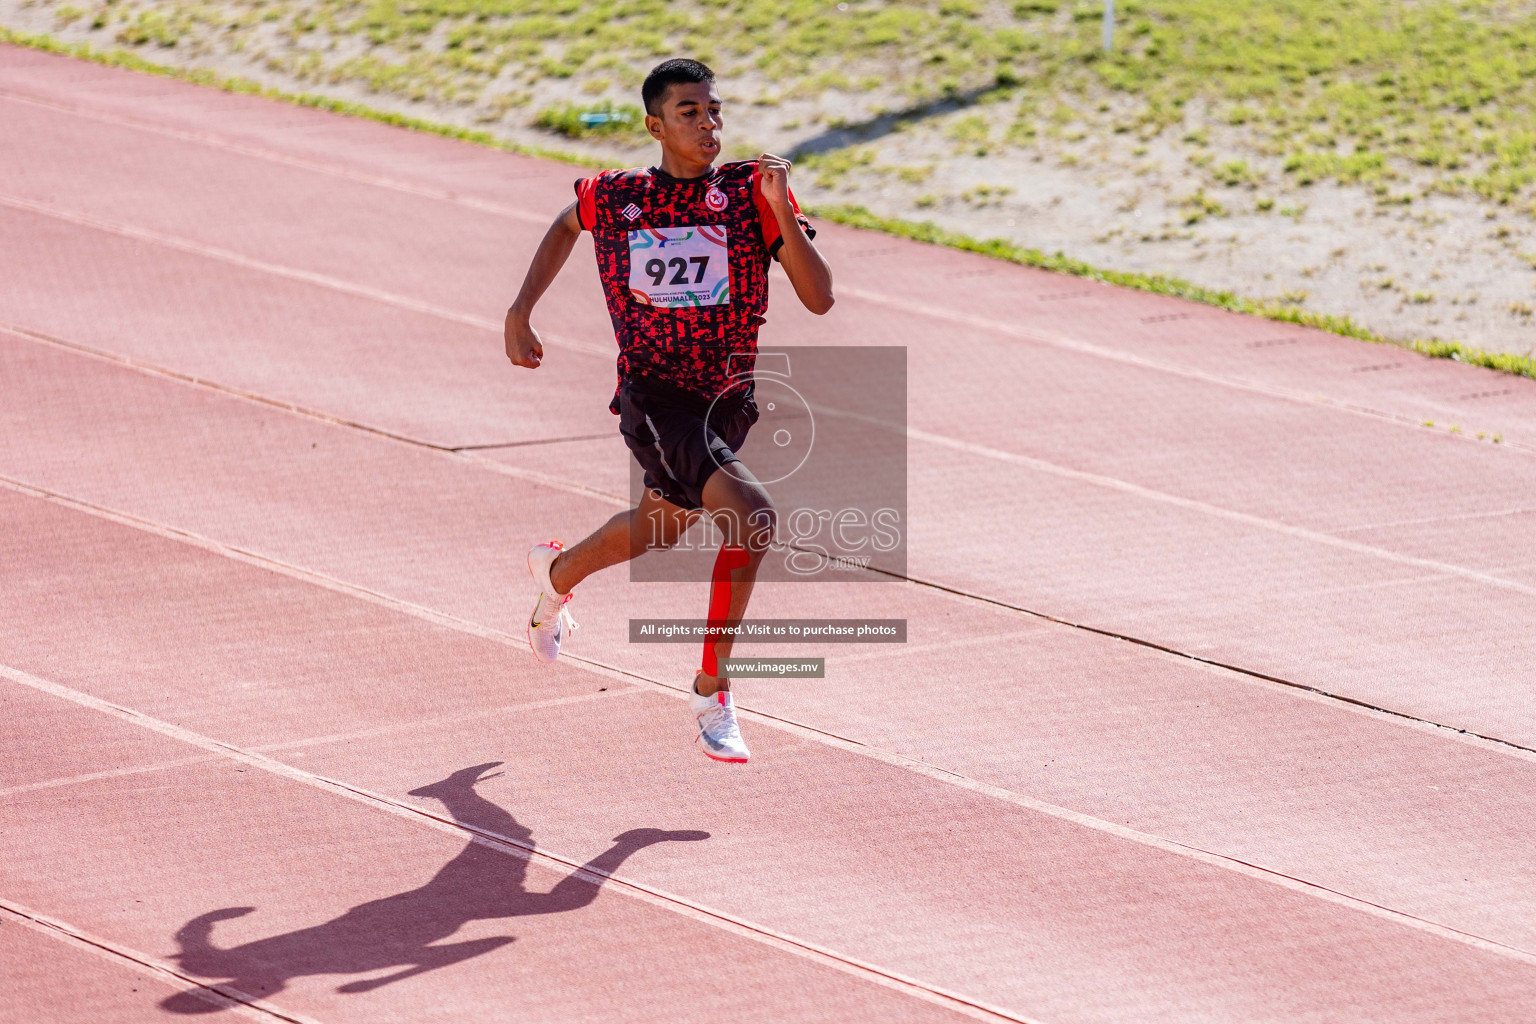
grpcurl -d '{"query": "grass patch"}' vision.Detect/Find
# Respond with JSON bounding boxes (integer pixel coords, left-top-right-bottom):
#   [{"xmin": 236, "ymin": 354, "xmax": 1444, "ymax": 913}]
[
  {"xmin": 1214, "ymin": 159, "xmax": 1260, "ymax": 188},
  {"xmin": 1179, "ymin": 189, "xmax": 1225, "ymax": 224},
  {"xmin": 532, "ymin": 100, "xmax": 645, "ymax": 140},
  {"xmin": 801, "ymin": 145, "xmax": 877, "ymax": 188},
  {"xmin": 1406, "ymin": 339, "xmax": 1536, "ymax": 379},
  {"xmin": 890, "ymin": 164, "xmax": 935, "ymax": 185},
  {"xmin": 960, "ymin": 183, "xmax": 1013, "ymax": 206}
]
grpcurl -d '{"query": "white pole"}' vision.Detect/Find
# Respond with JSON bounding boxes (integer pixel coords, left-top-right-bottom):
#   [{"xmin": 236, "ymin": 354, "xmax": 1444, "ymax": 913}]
[{"xmin": 1103, "ymin": 0, "xmax": 1115, "ymax": 52}]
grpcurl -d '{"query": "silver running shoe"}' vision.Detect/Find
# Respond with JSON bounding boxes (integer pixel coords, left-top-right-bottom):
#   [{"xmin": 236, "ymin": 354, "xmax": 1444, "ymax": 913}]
[
  {"xmin": 690, "ymin": 686, "xmax": 750, "ymax": 763},
  {"xmin": 527, "ymin": 541, "xmax": 576, "ymax": 664}
]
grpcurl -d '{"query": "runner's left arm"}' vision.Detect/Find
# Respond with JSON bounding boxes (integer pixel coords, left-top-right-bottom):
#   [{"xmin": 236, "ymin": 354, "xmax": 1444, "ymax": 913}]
[{"xmin": 758, "ymin": 154, "xmax": 834, "ymax": 315}]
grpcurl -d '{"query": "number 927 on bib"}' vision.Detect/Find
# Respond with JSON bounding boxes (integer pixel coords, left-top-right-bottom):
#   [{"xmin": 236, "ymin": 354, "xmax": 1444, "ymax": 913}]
[{"xmin": 627, "ymin": 226, "xmax": 731, "ymax": 308}]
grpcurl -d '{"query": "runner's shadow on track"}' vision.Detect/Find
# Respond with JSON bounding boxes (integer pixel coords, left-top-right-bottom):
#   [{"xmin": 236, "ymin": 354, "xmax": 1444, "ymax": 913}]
[{"xmin": 160, "ymin": 762, "xmax": 707, "ymax": 1013}]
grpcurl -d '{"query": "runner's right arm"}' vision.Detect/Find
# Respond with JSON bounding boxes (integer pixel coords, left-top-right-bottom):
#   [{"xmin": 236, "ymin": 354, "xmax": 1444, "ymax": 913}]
[{"xmin": 505, "ymin": 201, "xmax": 584, "ymax": 369}]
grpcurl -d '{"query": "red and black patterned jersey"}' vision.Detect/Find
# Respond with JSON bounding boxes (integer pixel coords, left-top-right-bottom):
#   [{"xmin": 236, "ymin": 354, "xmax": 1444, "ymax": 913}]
[{"xmin": 573, "ymin": 160, "xmax": 814, "ymax": 410}]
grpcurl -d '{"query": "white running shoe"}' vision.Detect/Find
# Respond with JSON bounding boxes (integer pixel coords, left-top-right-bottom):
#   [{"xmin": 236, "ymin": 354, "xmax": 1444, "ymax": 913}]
[
  {"xmin": 527, "ymin": 541, "xmax": 576, "ymax": 664},
  {"xmin": 691, "ymin": 686, "xmax": 750, "ymax": 763}
]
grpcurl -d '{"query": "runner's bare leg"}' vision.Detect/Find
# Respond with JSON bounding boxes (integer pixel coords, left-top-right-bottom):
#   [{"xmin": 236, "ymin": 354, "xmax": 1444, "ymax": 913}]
[{"xmin": 548, "ymin": 487, "xmax": 696, "ymax": 595}]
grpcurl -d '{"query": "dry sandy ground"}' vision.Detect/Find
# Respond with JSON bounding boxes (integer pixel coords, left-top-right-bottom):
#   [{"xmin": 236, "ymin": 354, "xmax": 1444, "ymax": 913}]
[{"xmin": 5, "ymin": 0, "xmax": 1535, "ymax": 358}]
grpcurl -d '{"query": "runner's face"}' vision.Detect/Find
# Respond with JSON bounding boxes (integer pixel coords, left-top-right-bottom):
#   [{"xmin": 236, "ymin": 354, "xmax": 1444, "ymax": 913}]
[{"xmin": 650, "ymin": 81, "xmax": 723, "ymax": 166}]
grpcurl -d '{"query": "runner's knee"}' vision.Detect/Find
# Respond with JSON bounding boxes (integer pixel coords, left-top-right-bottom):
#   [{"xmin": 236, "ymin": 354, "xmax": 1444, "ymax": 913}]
[
  {"xmin": 743, "ymin": 503, "xmax": 776, "ymax": 556},
  {"xmin": 713, "ymin": 502, "xmax": 774, "ymax": 556},
  {"xmin": 635, "ymin": 489, "xmax": 695, "ymax": 552}
]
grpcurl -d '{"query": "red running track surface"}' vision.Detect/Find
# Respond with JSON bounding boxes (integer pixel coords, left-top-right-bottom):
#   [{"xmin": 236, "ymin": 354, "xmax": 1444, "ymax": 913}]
[{"xmin": 4, "ymin": 43, "xmax": 1536, "ymax": 1023}]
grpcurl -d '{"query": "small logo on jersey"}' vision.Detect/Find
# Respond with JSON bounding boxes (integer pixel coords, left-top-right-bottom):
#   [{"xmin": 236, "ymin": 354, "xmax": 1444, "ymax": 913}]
[
  {"xmin": 705, "ymin": 186, "xmax": 728, "ymax": 212},
  {"xmin": 622, "ymin": 203, "xmax": 642, "ymax": 221}
]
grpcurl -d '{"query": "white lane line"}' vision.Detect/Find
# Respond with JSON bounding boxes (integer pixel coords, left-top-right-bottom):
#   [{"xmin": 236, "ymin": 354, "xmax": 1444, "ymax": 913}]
[
  {"xmin": 0, "ymin": 694, "xmax": 639, "ymax": 801},
  {"xmin": 832, "ymin": 290, "xmax": 1533, "ymax": 456},
  {"xmin": 0, "ymin": 322, "xmax": 628, "ymax": 510},
  {"xmin": 453, "ymin": 450, "xmax": 630, "ymax": 508},
  {"xmin": 1333, "ymin": 505, "xmax": 1536, "ymax": 534},
  {"xmin": 0, "ymin": 661, "xmax": 1037, "ymax": 1024},
  {"xmin": 837, "ymin": 284, "xmax": 1315, "ymax": 404},
  {"xmin": 901, "ymin": 424, "xmax": 1536, "ymax": 599},
  {"xmin": 0, "ymin": 899, "xmax": 320, "ymax": 1023},
  {"xmin": 1237, "ymin": 569, "xmax": 1455, "ymax": 603},
  {"xmin": 4, "ymin": 478, "xmax": 1536, "ymax": 972},
  {"xmin": 6, "ymin": 84, "xmax": 1531, "ymax": 455},
  {"xmin": 0, "ymin": 755, "xmax": 219, "ymax": 799},
  {"xmin": 827, "ymin": 628, "xmax": 1045, "ymax": 667},
  {"xmin": 816, "ymin": 401, "xmax": 1536, "ymax": 598},
  {"xmin": 0, "ymin": 87, "xmax": 552, "ymax": 224},
  {"xmin": 250, "ymin": 688, "xmax": 643, "ymax": 753},
  {"xmin": 0, "ymin": 470, "xmax": 594, "ymax": 653},
  {"xmin": 0, "ymin": 193, "xmax": 612, "ymax": 360}
]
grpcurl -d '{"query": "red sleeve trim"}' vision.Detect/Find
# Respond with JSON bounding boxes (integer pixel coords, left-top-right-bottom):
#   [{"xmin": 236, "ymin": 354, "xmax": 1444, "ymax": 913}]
[
  {"xmin": 753, "ymin": 168, "xmax": 814, "ymax": 261},
  {"xmin": 574, "ymin": 176, "xmax": 598, "ymax": 231},
  {"xmin": 752, "ymin": 168, "xmax": 781, "ymax": 253}
]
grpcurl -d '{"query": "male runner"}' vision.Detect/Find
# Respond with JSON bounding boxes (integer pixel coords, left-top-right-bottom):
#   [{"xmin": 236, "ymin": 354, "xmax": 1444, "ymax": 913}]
[{"xmin": 503, "ymin": 58, "xmax": 835, "ymax": 763}]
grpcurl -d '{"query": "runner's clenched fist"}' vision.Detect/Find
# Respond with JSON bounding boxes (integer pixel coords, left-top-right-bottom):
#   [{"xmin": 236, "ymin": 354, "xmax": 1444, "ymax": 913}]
[{"xmin": 757, "ymin": 153, "xmax": 794, "ymax": 210}]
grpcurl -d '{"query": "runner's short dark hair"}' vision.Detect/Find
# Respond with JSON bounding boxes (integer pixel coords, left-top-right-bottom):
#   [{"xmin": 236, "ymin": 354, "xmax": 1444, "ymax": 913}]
[{"xmin": 642, "ymin": 59, "xmax": 716, "ymax": 116}]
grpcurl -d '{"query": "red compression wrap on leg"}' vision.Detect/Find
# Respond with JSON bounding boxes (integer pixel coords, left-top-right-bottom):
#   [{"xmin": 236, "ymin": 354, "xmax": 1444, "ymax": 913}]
[{"xmin": 702, "ymin": 545, "xmax": 749, "ymax": 678}]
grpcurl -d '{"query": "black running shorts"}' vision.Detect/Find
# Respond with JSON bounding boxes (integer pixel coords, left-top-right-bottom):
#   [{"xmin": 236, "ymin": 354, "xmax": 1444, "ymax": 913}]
[{"xmin": 617, "ymin": 376, "xmax": 758, "ymax": 511}]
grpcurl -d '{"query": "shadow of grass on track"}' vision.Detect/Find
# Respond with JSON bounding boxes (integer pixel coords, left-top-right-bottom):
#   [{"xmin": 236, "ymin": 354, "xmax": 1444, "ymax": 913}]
[{"xmin": 5, "ymin": 27, "xmax": 1532, "ymax": 385}]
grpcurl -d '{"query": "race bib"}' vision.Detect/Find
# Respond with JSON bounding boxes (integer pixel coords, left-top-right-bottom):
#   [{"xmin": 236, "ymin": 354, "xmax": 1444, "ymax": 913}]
[{"xmin": 628, "ymin": 225, "xmax": 730, "ymax": 308}]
